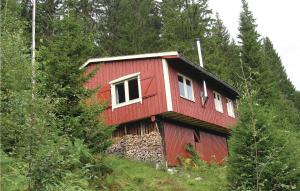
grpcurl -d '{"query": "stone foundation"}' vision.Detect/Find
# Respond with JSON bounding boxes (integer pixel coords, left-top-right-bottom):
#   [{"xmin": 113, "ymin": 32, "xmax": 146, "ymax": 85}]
[{"xmin": 106, "ymin": 131, "xmax": 165, "ymax": 164}]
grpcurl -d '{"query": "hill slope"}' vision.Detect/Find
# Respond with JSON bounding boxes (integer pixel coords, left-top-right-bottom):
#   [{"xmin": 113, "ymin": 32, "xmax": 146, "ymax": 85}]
[{"xmin": 102, "ymin": 156, "xmax": 227, "ymax": 191}]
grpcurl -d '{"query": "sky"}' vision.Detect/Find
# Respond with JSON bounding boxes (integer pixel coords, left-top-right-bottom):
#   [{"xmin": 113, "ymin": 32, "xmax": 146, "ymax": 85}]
[{"xmin": 208, "ymin": 0, "xmax": 300, "ymax": 90}]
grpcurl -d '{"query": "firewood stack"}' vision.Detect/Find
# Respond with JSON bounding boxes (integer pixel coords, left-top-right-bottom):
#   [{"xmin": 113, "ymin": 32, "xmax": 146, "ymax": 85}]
[{"xmin": 106, "ymin": 131, "xmax": 165, "ymax": 164}]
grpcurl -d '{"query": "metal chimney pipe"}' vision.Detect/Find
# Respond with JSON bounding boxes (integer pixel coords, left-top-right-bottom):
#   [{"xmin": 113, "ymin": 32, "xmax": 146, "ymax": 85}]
[
  {"xmin": 196, "ymin": 38, "xmax": 204, "ymax": 68},
  {"xmin": 196, "ymin": 38, "xmax": 208, "ymax": 103}
]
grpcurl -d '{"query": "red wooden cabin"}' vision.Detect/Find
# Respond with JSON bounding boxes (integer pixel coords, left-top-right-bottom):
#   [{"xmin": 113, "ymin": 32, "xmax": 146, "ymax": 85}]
[{"xmin": 82, "ymin": 51, "xmax": 239, "ymax": 166}]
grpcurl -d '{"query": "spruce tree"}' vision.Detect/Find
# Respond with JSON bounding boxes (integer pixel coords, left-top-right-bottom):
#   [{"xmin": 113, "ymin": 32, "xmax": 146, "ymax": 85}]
[
  {"xmin": 262, "ymin": 37, "xmax": 295, "ymax": 102},
  {"xmin": 205, "ymin": 13, "xmax": 240, "ymax": 85},
  {"xmin": 160, "ymin": 0, "xmax": 213, "ymax": 63},
  {"xmin": 97, "ymin": 0, "xmax": 161, "ymax": 56},
  {"xmin": 227, "ymin": 66, "xmax": 300, "ymax": 191},
  {"xmin": 39, "ymin": 13, "xmax": 113, "ymax": 153},
  {"xmin": 227, "ymin": 1, "xmax": 300, "ymax": 190}
]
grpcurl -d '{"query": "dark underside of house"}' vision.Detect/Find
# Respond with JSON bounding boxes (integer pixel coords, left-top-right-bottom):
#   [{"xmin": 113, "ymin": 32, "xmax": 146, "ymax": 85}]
[{"xmin": 106, "ymin": 116, "xmax": 229, "ymax": 166}]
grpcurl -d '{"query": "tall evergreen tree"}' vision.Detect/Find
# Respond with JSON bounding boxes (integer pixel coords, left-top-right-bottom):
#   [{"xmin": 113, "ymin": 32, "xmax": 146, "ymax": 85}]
[
  {"xmin": 160, "ymin": 0, "xmax": 213, "ymax": 63},
  {"xmin": 205, "ymin": 13, "xmax": 240, "ymax": 85},
  {"xmin": 227, "ymin": 92, "xmax": 299, "ymax": 190},
  {"xmin": 227, "ymin": 1, "xmax": 300, "ymax": 190},
  {"xmin": 97, "ymin": 0, "xmax": 161, "ymax": 56},
  {"xmin": 262, "ymin": 37, "xmax": 295, "ymax": 102},
  {"xmin": 1, "ymin": 4, "xmax": 113, "ymax": 190},
  {"xmin": 39, "ymin": 14, "xmax": 113, "ymax": 153},
  {"xmin": 238, "ymin": 0, "xmax": 261, "ymax": 68}
]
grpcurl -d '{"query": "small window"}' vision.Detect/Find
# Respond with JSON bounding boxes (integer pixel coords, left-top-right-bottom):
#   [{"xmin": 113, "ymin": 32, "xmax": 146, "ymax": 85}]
[
  {"xmin": 213, "ymin": 91, "xmax": 223, "ymax": 112},
  {"xmin": 226, "ymin": 98, "xmax": 235, "ymax": 118},
  {"xmin": 110, "ymin": 73, "xmax": 142, "ymax": 110},
  {"xmin": 177, "ymin": 74, "xmax": 194, "ymax": 101},
  {"xmin": 194, "ymin": 129, "xmax": 200, "ymax": 143}
]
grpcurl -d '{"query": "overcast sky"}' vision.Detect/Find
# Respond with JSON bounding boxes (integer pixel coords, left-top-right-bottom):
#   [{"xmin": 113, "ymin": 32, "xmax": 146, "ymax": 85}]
[{"xmin": 208, "ymin": 0, "xmax": 300, "ymax": 90}]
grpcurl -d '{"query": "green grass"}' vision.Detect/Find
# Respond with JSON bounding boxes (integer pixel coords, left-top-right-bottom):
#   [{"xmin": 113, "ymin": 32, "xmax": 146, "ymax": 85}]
[{"xmin": 102, "ymin": 156, "xmax": 228, "ymax": 191}]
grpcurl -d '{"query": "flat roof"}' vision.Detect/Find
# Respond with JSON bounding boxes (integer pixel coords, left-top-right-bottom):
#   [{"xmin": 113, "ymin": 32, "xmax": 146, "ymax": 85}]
[{"xmin": 81, "ymin": 51, "xmax": 240, "ymax": 97}]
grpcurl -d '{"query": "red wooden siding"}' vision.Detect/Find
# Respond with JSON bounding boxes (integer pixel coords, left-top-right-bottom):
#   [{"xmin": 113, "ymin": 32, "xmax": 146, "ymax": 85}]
[
  {"xmin": 195, "ymin": 131, "xmax": 228, "ymax": 163},
  {"xmin": 163, "ymin": 121, "xmax": 228, "ymax": 166},
  {"xmin": 167, "ymin": 63, "xmax": 237, "ymax": 129},
  {"xmin": 84, "ymin": 58, "xmax": 167, "ymax": 125}
]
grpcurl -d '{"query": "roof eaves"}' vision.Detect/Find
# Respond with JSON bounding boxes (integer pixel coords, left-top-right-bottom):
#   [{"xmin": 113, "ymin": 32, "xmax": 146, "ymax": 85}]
[
  {"xmin": 79, "ymin": 51, "xmax": 179, "ymax": 69},
  {"xmin": 176, "ymin": 55, "xmax": 240, "ymax": 97}
]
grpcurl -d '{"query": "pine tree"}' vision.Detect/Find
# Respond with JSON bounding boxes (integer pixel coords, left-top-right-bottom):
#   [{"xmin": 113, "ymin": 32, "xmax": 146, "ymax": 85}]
[
  {"xmin": 39, "ymin": 14, "xmax": 113, "ymax": 153},
  {"xmin": 97, "ymin": 0, "xmax": 161, "ymax": 56},
  {"xmin": 262, "ymin": 37, "xmax": 295, "ymax": 102},
  {"xmin": 227, "ymin": 1, "xmax": 300, "ymax": 190},
  {"xmin": 238, "ymin": 0, "xmax": 262, "ymax": 73},
  {"xmin": 295, "ymin": 91, "xmax": 300, "ymax": 111},
  {"xmin": 160, "ymin": 0, "xmax": 213, "ymax": 63},
  {"xmin": 227, "ymin": 65, "xmax": 300, "ymax": 191},
  {"xmin": 205, "ymin": 13, "xmax": 240, "ymax": 85}
]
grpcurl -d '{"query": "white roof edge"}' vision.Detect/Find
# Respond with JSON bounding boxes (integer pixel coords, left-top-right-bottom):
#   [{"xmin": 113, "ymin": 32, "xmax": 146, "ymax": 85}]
[{"xmin": 79, "ymin": 51, "xmax": 179, "ymax": 69}]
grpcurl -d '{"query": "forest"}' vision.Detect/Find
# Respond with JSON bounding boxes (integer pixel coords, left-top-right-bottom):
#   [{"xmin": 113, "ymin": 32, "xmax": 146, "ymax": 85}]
[{"xmin": 1, "ymin": 0, "xmax": 299, "ymax": 190}]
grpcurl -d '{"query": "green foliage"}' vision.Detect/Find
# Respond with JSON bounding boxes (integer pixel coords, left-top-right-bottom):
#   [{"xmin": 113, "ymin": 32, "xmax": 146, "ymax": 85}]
[
  {"xmin": 102, "ymin": 156, "xmax": 227, "ymax": 191},
  {"xmin": 227, "ymin": 2, "xmax": 300, "ymax": 190},
  {"xmin": 160, "ymin": 0, "xmax": 213, "ymax": 63},
  {"xmin": 227, "ymin": 98, "xmax": 300, "ymax": 190},
  {"xmin": 2, "ymin": 0, "xmax": 299, "ymax": 190},
  {"xmin": 0, "ymin": 151, "xmax": 27, "ymax": 190},
  {"xmin": 205, "ymin": 13, "xmax": 240, "ymax": 85},
  {"xmin": 294, "ymin": 91, "xmax": 300, "ymax": 111},
  {"xmin": 1, "ymin": 5, "xmax": 113, "ymax": 190},
  {"xmin": 96, "ymin": 0, "xmax": 161, "ymax": 56},
  {"xmin": 39, "ymin": 15, "xmax": 114, "ymax": 153}
]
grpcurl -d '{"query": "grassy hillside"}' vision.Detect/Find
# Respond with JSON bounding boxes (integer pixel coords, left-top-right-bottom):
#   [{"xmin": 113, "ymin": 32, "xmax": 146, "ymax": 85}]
[{"xmin": 102, "ymin": 156, "xmax": 227, "ymax": 191}]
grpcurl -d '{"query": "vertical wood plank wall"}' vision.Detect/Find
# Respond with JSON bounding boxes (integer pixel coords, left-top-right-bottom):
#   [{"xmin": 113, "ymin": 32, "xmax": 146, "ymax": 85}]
[
  {"xmin": 85, "ymin": 58, "xmax": 167, "ymax": 125},
  {"xmin": 163, "ymin": 121, "xmax": 228, "ymax": 166},
  {"xmin": 167, "ymin": 63, "xmax": 237, "ymax": 128}
]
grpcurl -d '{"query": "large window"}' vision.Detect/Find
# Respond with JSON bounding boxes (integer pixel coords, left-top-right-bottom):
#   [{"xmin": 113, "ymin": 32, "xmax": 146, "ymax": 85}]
[
  {"xmin": 110, "ymin": 73, "xmax": 142, "ymax": 110},
  {"xmin": 226, "ymin": 98, "xmax": 235, "ymax": 118},
  {"xmin": 178, "ymin": 74, "xmax": 194, "ymax": 101},
  {"xmin": 213, "ymin": 91, "xmax": 223, "ymax": 113}
]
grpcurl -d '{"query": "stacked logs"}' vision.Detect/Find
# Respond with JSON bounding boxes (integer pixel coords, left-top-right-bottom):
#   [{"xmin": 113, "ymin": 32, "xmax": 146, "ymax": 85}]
[{"xmin": 106, "ymin": 131, "xmax": 165, "ymax": 164}]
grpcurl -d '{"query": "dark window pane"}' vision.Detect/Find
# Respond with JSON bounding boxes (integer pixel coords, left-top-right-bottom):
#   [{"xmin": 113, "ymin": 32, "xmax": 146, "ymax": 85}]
[
  {"xmin": 128, "ymin": 78, "xmax": 139, "ymax": 100},
  {"xmin": 115, "ymin": 83, "xmax": 125, "ymax": 104},
  {"xmin": 186, "ymin": 79, "xmax": 193, "ymax": 100},
  {"xmin": 194, "ymin": 129, "xmax": 200, "ymax": 143},
  {"xmin": 178, "ymin": 76, "xmax": 185, "ymax": 97}
]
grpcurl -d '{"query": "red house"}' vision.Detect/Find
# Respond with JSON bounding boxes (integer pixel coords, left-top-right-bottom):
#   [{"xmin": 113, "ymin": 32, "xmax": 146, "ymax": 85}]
[{"xmin": 81, "ymin": 51, "xmax": 239, "ymax": 166}]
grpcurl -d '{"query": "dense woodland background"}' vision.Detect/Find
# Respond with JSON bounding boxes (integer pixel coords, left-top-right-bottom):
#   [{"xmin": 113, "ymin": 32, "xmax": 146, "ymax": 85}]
[{"xmin": 1, "ymin": 0, "xmax": 299, "ymax": 190}]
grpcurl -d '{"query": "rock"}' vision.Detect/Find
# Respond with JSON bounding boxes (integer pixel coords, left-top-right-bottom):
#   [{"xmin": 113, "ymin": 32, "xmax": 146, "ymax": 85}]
[{"xmin": 194, "ymin": 177, "xmax": 203, "ymax": 181}]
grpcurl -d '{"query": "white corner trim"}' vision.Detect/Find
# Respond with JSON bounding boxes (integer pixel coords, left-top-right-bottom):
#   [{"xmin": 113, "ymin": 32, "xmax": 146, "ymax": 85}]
[
  {"xmin": 79, "ymin": 51, "xmax": 179, "ymax": 69},
  {"xmin": 162, "ymin": 59, "xmax": 173, "ymax": 112}
]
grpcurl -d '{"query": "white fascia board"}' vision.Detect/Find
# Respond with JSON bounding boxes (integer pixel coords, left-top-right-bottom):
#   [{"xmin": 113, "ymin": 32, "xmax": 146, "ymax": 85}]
[
  {"xmin": 162, "ymin": 59, "xmax": 173, "ymax": 112},
  {"xmin": 79, "ymin": 51, "xmax": 179, "ymax": 69}
]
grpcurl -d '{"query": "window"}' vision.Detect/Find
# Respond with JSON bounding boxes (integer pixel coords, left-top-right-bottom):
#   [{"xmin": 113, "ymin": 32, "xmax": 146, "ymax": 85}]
[
  {"xmin": 177, "ymin": 74, "xmax": 194, "ymax": 101},
  {"xmin": 213, "ymin": 91, "xmax": 223, "ymax": 112},
  {"xmin": 110, "ymin": 73, "xmax": 142, "ymax": 110},
  {"xmin": 194, "ymin": 129, "xmax": 200, "ymax": 143},
  {"xmin": 226, "ymin": 98, "xmax": 235, "ymax": 118}
]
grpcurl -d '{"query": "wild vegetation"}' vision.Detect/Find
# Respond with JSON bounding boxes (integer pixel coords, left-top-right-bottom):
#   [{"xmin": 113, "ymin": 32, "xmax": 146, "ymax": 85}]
[{"xmin": 1, "ymin": 0, "xmax": 299, "ymax": 190}]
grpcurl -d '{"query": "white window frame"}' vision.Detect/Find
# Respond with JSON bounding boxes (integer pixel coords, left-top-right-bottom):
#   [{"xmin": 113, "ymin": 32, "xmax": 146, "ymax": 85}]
[
  {"xmin": 226, "ymin": 98, "xmax": 235, "ymax": 118},
  {"xmin": 213, "ymin": 91, "xmax": 223, "ymax": 113},
  {"xmin": 110, "ymin": 72, "xmax": 142, "ymax": 110},
  {"xmin": 177, "ymin": 73, "xmax": 195, "ymax": 102}
]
